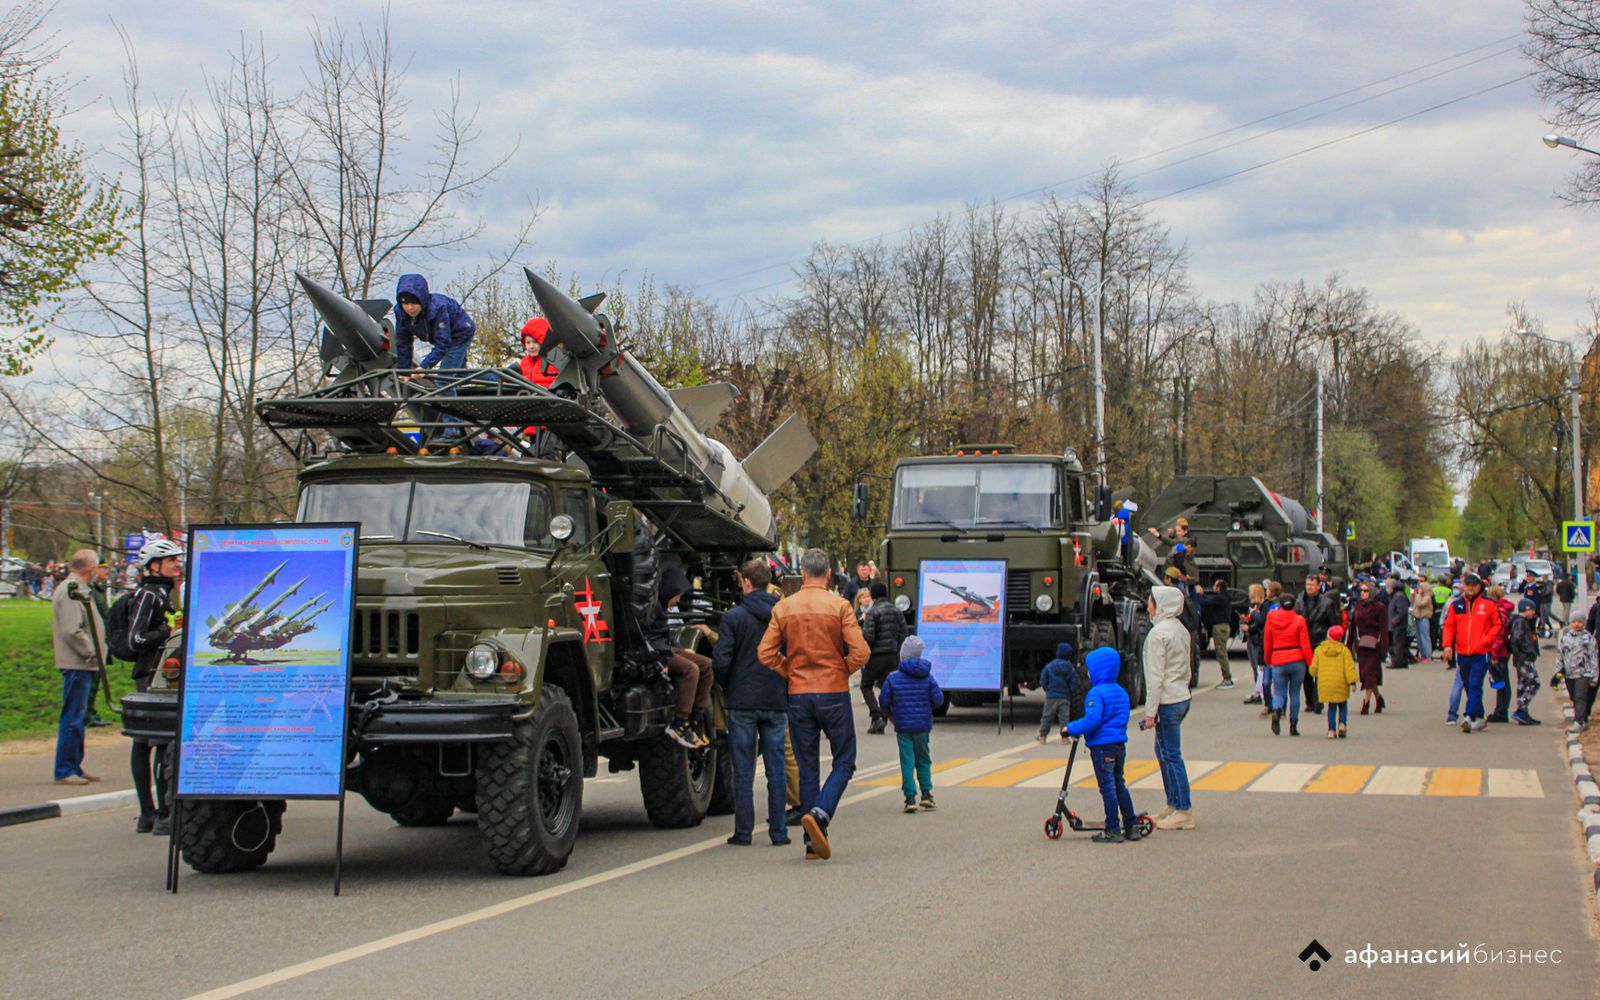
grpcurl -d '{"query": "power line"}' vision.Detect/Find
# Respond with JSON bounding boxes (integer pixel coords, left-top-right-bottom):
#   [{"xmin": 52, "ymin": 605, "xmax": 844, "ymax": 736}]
[{"xmin": 689, "ymin": 34, "xmax": 1523, "ymax": 297}]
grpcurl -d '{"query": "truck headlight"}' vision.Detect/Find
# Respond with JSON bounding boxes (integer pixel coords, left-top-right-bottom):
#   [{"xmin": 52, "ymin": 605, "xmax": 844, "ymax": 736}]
[
  {"xmin": 894, "ymin": 594, "xmax": 911, "ymax": 612},
  {"xmin": 1034, "ymin": 594, "xmax": 1054, "ymax": 612},
  {"xmin": 465, "ymin": 642, "xmax": 499, "ymax": 680}
]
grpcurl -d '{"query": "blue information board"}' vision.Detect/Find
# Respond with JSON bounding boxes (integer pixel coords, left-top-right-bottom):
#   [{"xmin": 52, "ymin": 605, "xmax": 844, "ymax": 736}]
[
  {"xmin": 176, "ymin": 524, "xmax": 358, "ymax": 800},
  {"xmin": 916, "ymin": 559, "xmax": 1006, "ymax": 691}
]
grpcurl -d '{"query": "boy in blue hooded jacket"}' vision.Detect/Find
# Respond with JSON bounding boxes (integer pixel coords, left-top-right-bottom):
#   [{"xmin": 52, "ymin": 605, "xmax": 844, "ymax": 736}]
[
  {"xmin": 1065, "ymin": 646, "xmax": 1140, "ymax": 842},
  {"xmin": 1037, "ymin": 642, "xmax": 1079, "ymax": 744},
  {"xmin": 394, "ymin": 273, "xmax": 477, "ymax": 371},
  {"xmin": 880, "ymin": 635, "xmax": 944, "ymax": 813}
]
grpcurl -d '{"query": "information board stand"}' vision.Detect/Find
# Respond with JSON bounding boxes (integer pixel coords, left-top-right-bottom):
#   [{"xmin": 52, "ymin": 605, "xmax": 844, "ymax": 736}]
[
  {"xmin": 915, "ymin": 559, "xmax": 1007, "ymax": 733},
  {"xmin": 167, "ymin": 523, "xmax": 359, "ymax": 896}
]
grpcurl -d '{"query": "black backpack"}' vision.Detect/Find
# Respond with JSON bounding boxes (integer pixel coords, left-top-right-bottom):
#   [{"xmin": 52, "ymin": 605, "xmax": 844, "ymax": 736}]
[{"xmin": 106, "ymin": 591, "xmax": 139, "ymax": 662}]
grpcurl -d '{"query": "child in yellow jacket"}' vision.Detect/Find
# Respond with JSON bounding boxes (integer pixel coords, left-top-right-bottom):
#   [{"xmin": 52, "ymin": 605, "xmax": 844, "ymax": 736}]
[{"xmin": 1310, "ymin": 625, "xmax": 1359, "ymax": 739}]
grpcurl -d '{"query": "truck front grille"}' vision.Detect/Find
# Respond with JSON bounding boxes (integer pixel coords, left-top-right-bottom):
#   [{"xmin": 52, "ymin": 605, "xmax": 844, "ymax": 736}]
[
  {"xmin": 352, "ymin": 610, "xmax": 420, "ymax": 659},
  {"xmin": 1006, "ymin": 570, "xmax": 1031, "ymax": 617}
]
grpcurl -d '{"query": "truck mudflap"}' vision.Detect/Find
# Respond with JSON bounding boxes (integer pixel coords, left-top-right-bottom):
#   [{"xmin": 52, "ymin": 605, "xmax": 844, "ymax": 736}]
[
  {"xmin": 357, "ymin": 697, "xmax": 522, "ymax": 745},
  {"xmin": 120, "ymin": 691, "xmax": 178, "ymax": 744}
]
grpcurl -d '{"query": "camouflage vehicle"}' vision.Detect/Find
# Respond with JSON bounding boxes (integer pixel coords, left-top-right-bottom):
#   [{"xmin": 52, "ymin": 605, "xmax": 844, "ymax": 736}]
[
  {"xmin": 859, "ymin": 445, "xmax": 1155, "ymax": 709},
  {"xmin": 121, "ymin": 270, "xmax": 815, "ymax": 877},
  {"xmin": 1141, "ymin": 475, "xmax": 1351, "ymax": 599}
]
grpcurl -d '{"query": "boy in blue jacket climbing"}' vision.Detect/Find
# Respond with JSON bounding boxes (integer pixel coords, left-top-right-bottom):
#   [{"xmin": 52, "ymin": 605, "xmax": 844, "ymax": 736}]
[
  {"xmin": 394, "ymin": 273, "xmax": 477, "ymax": 371},
  {"xmin": 1037, "ymin": 642, "xmax": 1079, "ymax": 744},
  {"xmin": 880, "ymin": 635, "xmax": 944, "ymax": 813},
  {"xmin": 1065, "ymin": 646, "xmax": 1140, "ymax": 843}
]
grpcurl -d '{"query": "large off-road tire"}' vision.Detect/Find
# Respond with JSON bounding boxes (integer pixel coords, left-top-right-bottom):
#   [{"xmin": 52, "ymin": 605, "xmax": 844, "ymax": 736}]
[
  {"xmin": 475, "ymin": 685, "xmax": 583, "ymax": 876},
  {"xmin": 1126, "ymin": 608, "xmax": 1151, "ymax": 706},
  {"xmin": 932, "ymin": 698, "xmax": 951, "ymax": 718},
  {"xmin": 388, "ymin": 793, "xmax": 456, "ymax": 827},
  {"xmin": 707, "ymin": 734, "xmax": 735, "ymax": 816},
  {"xmin": 178, "ymin": 799, "xmax": 285, "ymax": 874},
  {"xmin": 638, "ymin": 734, "xmax": 716, "ymax": 829}
]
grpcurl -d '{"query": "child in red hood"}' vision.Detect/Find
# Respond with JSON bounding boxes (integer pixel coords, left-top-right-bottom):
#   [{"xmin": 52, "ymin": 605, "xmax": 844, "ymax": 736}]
[{"xmin": 518, "ymin": 318, "xmax": 561, "ymax": 389}]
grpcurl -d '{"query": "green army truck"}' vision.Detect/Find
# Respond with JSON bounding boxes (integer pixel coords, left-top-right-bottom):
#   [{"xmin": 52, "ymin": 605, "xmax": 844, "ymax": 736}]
[
  {"xmin": 859, "ymin": 445, "xmax": 1155, "ymax": 708},
  {"xmin": 1141, "ymin": 475, "xmax": 1351, "ymax": 597},
  {"xmin": 120, "ymin": 272, "xmax": 816, "ymax": 877}
]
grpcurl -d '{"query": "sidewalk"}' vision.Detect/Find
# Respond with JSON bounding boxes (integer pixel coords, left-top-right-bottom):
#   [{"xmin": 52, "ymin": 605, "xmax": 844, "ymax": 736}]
[{"xmin": 0, "ymin": 729, "xmax": 135, "ymax": 811}]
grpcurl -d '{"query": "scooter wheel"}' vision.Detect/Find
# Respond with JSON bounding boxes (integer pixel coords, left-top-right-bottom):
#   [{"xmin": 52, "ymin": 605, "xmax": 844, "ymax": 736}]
[
  {"xmin": 1136, "ymin": 814, "xmax": 1155, "ymax": 837},
  {"xmin": 1044, "ymin": 817, "xmax": 1062, "ymax": 840}
]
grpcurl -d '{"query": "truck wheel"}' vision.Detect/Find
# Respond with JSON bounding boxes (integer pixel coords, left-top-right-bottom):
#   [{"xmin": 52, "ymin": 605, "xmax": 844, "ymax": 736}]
[
  {"xmin": 1084, "ymin": 621, "xmax": 1117, "ymax": 717},
  {"xmin": 476, "ymin": 685, "xmax": 583, "ymax": 876},
  {"xmin": 638, "ymin": 735, "xmax": 715, "ymax": 829},
  {"xmin": 179, "ymin": 799, "xmax": 285, "ymax": 874},
  {"xmin": 707, "ymin": 735, "xmax": 735, "ymax": 816},
  {"xmin": 389, "ymin": 794, "xmax": 456, "ymax": 827},
  {"xmin": 1127, "ymin": 609, "xmax": 1151, "ymax": 706}
]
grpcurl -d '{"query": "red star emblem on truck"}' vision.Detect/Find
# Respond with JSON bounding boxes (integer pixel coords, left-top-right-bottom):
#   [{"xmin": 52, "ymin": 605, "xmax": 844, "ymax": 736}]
[{"xmin": 574, "ymin": 578, "xmax": 611, "ymax": 644}]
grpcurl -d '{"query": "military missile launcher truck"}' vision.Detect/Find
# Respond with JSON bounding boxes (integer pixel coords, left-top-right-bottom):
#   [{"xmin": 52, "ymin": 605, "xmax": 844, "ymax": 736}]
[
  {"xmin": 859, "ymin": 445, "xmax": 1155, "ymax": 710},
  {"xmin": 121, "ymin": 268, "xmax": 816, "ymax": 877},
  {"xmin": 1141, "ymin": 475, "xmax": 1351, "ymax": 599}
]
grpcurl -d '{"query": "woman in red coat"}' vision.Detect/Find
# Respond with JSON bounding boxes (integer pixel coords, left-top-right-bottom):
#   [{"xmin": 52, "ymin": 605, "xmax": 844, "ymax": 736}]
[
  {"xmin": 1348, "ymin": 580, "xmax": 1390, "ymax": 715},
  {"xmin": 1263, "ymin": 598, "xmax": 1313, "ymax": 736}
]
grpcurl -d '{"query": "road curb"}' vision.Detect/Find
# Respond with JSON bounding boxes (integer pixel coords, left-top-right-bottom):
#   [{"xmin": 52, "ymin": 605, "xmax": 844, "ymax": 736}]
[
  {"xmin": 1559, "ymin": 702, "xmax": 1600, "ymax": 896},
  {"xmin": 0, "ymin": 788, "xmax": 137, "ymax": 829}
]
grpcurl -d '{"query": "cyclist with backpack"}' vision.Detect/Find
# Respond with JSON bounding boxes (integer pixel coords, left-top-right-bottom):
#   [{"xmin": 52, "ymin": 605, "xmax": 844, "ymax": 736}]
[{"xmin": 110, "ymin": 539, "xmax": 184, "ymax": 834}]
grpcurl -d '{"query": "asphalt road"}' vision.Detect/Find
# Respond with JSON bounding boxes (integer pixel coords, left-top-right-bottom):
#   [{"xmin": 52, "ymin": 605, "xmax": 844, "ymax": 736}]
[{"xmin": 2, "ymin": 647, "xmax": 1596, "ymax": 999}]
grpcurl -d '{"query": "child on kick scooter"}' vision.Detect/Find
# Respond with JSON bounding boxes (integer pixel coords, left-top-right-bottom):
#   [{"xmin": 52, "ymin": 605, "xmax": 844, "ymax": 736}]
[{"xmin": 1065, "ymin": 646, "xmax": 1139, "ymax": 843}]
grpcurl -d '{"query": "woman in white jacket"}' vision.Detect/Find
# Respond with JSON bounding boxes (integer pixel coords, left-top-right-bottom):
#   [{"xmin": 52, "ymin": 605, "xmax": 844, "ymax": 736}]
[{"xmin": 1142, "ymin": 586, "xmax": 1195, "ymax": 830}]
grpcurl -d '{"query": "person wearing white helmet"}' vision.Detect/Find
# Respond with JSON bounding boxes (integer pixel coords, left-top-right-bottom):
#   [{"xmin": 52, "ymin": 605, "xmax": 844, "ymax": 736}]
[{"xmin": 126, "ymin": 537, "xmax": 184, "ymax": 835}]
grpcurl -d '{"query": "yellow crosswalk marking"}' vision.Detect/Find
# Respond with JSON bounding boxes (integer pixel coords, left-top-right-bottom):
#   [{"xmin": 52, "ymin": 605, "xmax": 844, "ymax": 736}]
[
  {"xmin": 1248, "ymin": 762, "xmax": 1323, "ymax": 793},
  {"xmin": 963, "ymin": 758, "xmax": 1070, "ymax": 787},
  {"xmin": 1066, "ymin": 758, "xmax": 1161, "ymax": 788},
  {"xmin": 1129, "ymin": 760, "xmax": 1221, "ymax": 789},
  {"xmin": 862, "ymin": 757, "xmax": 975, "ymax": 787},
  {"xmin": 1363, "ymin": 766, "xmax": 1427, "ymax": 795},
  {"xmin": 1425, "ymin": 767, "xmax": 1482, "ymax": 797},
  {"xmin": 1304, "ymin": 765, "xmax": 1375, "ymax": 794},
  {"xmin": 1190, "ymin": 761, "xmax": 1272, "ymax": 791},
  {"xmin": 1486, "ymin": 769, "xmax": 1543, "ymax": 798}
]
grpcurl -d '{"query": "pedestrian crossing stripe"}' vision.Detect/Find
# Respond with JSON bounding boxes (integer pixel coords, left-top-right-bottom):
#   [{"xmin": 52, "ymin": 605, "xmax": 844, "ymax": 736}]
[{"xmin": 874, "ymin": 757, "xmax": 1545, "ymax": 798}]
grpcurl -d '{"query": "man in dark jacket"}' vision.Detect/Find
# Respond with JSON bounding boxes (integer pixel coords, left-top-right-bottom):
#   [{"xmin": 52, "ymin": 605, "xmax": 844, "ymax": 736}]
[
  {"xmin": 394, "ymin": 273, "xmax": 477, "ymax": 371},
  {"xmin": 859, "ymin": 582, "xmax": 906, "ymax": 734},
  {"xmin": 1198, "ymin": 580, "xmax": 1235, "ymax": 688},
  {"xmin": 840, "ymin": 563, "xmax": 874, "ymax": 606},
  {"xmin": 711, "ymin": 560, "xmax": 788, "ymax": 846},
  {"xmin": 127, "ymin": 539, "xmax": 183, "ymax": 834},
  {"xmin": 1295, "ymin": 577, "xmax": 1337, "ymax": 714},
  {"xmin": 1386, "ymin": 576, "xmax": 1411, "ymax": 671}
]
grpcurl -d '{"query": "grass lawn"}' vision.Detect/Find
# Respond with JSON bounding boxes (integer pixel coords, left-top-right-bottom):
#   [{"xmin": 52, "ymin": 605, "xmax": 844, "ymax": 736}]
[{"xmin": 0, "ymin": 599, "xmax": 137, "ymax": 741}]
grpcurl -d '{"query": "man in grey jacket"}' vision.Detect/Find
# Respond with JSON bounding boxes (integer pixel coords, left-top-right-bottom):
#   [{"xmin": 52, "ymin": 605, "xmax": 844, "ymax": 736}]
[
  {"xmin": 1141, "ymin": 586, "xmax": 1195, "ymax": 830},
  {"xmin": 52, "ymin": 550, "xmax": 107, "ymax": 785}
]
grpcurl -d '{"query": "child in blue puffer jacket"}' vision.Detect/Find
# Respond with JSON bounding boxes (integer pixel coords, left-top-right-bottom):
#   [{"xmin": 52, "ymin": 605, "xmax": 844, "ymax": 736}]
[
  {"xmin": 1037, "ymin": 642, "xmax": 1079, "ymax": 744},
  {"xmin": 1065, "ymin": 646, "xmax": 1139, "ymax": 843},
  {"xmin": 880, "ymin": 635, "xmax": 944, "ymax": 814}
]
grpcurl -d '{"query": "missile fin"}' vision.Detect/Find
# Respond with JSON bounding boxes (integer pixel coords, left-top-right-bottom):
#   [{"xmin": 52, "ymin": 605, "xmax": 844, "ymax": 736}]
[
  {"xmin": 743, "ymin": 413, "xmax": 819, "ymax": 494},
  {"xmin": 668, "ymin": 383, "xmax": 739, "ymax": 434},
  {"xmin": 577, "ymin": 292, "xmax": 607, "ymax": 314}
]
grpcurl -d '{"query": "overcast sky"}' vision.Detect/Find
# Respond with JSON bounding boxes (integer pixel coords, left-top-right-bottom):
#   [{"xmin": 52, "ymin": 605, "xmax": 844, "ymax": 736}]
[{"xmin": 46, "ymin": 0, "xmax": 1594, "ymax": 351}]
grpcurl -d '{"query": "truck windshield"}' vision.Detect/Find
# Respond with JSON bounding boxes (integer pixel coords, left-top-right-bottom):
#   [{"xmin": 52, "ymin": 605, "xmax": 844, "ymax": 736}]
[
  {"xmin": 1413, "ymin": 551, "xmax": 1450, "ymax": 570},
  {"xmin": 891, "ymin": 462, "xmax": 1060, "ymax": 530},
  {"xmin": 298, "ymin": 479, "xmax": 552, "ymax": 548}
]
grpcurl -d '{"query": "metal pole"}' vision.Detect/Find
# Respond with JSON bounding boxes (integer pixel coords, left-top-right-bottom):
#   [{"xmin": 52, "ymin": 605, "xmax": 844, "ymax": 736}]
[
  {"xmin": 1572, "ymin": 354, "xmax": 1589, "ymax": 613},
  {"xmin": 1314, "ymin": 368, "xmax": 1325, "ymax": 533},
  {"xmin": 1, "ymin": 501, "xmax": 9, "ymax": 567},
  {"xmin": 1092, "ymin": 267, "xmax": 1106, "ymax": 487},
  {"xmin": 95, "ymin": 494, "xmax": 105, "ymax": 554}
]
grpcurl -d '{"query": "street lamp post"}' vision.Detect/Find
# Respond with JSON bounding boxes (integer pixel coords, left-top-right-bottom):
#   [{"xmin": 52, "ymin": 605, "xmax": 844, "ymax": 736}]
[
  {"xmin": 1519, "ymin": 327, "xmax": 1588, "ymax": 613},
  {"xmin": 1544, "ymin": 133, "xmax": 1600, "ymax": 157},
  {"xmin": 1051, "ymin": 262, "xmax": 1150, "ymax": 486}
]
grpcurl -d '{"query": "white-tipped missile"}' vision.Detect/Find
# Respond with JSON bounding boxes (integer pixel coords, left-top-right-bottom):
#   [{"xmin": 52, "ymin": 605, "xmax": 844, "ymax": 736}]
[{"xmin": 244, "ymin": 577, "xmax": 307, "ymax": 632}]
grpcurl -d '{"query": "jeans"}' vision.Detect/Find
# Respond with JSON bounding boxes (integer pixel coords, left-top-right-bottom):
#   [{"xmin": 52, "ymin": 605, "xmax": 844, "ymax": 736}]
[
  {"xmin": 1271, "ymin": 660, "xmax": 1306, "ymax": 721},
  {"xmin": 54, "ymin": 669, "xmax": 96, "ymax": 780},
  {"xmin": 1326, "ymin": 701, "xmax": 1348, "ymax": 731},
  {"xmin": 1154, "ymin": 700, "xmax": 1191, "ymax": 811},
  {"xmin": 897, "ymin": 731, "xmax": 933, "ymax": 799},
  {"xmin": 1446, "ymin": 667, "xmax": 1465, "ymax": 720},
  {"xmin": 1258, "ymin": 663, "xmax": 1272, "ymax": 700},
  {"xmin": 1415, "ymin": 617, "xmax": 1432, "ymax": 659},
  {"xmin": 1090, "ymin": 743, "xmax": 1138, "ymax": 834},
  {"xmin": 1457, "ymin": 653, "xmax": 1490, "ymax": 721},
  {"xmin": 1038, "ymin": 697, "xmax": 1072, "ymax": 736},
  {"xmin": 729, "ymin": 709, "xmax": 788, "ymax": 842},
  {"xmin": 1490, "ymin": 658, "xmax": 1511, "ymax": 718},
  {"xmin": 788, "ymin": 692, "xmax": 857, "ymax": 827},
  {"xmin": 860, "ymin": 653, "xmax": 896, "ymax": 722}
]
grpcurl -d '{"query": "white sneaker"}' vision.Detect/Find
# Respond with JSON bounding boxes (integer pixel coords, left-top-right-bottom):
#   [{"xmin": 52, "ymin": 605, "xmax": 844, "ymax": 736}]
[
  {"xmin": 1445, "ymin": 717, "xmax": 1458, "ymax": 726},
  {"xmin": 1568, "ymin": 723, "xmax": 1584, "ymax": 734},
  {"xmin": 1460, "ymin": 718, "xmax": 1472, "ymax": 733},
  {"xmin": 1156, "ymin": 809, "xmax": 1195, "ymax": 831},
  {"xmin": 1471, "ymin": 718, "xmax": 1488, "ymax": 732}
]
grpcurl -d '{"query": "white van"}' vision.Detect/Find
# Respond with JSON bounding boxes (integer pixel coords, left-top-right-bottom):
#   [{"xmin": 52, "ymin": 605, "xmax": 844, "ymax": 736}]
[{"xmin": 1408, "ymin": 538, "xmax": 1452, "ymax": 579}]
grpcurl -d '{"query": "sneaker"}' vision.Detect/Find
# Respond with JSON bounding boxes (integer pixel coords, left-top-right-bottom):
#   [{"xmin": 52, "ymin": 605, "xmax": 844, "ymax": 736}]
[
  {"xmin": 920, "ymin": 794, "xmax": 937, "ymax": 811},
  {"xmin": 1217, "ymin": 680, "xmax": 1235, "ymax": 690},
  {"xmin": 1445, "ymin": 716, "xmax": 1458, "ymax": 725},
  {"xmin": 152, "ymin": 816, "xmax": 172, "ymax": 837},
  {"xmin": 1156, "ymin": 809, "xmax": 1195, "ymax": 831},
  {"xmin": 903, "ymin": 798, "xmax": 918, "ymax": 814},
  {"xmin": 1513, "ymin": 711, "xmax": 1541, "ymax": 726},
  {"xmin": 1338, "ymin": 724, "xmax": 1347, "ymax": 739},
  {"xmin": 1460, "ymin": 718, "xmax": 1472, "ymax": 733},
  {"xmin": 800, "ymin": 811, "xmax": 831, "ymax": 860},
  {"xmin": 1123, "ymin": 825, "xmax": 1143, "ymax": 842},
  {"xmin": 770, "ymin": 835, "xmax": 791, "ymax": 846},
  {"xmin": 726, "ymin": 835, "xmax": 751, "ymax": 846},
  {"xmin": 1271, "ymin": 712, "xmax": 1280, "ymax": 735},
  {"xmin": 135, "ymin": 814, "xmax": 154, "ymax": 834},
  {"xmin": 1035, "ymin": 734, "xmax": 1047, "ymax": 745},
  {"xmin": 1570, "ymin": 722, "xmax": 1586, "ymax": 734},
  {"xmin": 1486, "ymin": 714, "xmax": 1509, "ymax": 724},
  {"xmin": 668, "ymin": 720, "xmax": 699, "ymax": 749},
  {"xmin": 54, "ymin": 775, "xmax": 90, "ymax": 786},
  {"xmin": 784, "ymin": 807, "xmax": 803, "ymax": 826},
  {"xmin": 1327, "ymin": 730, "xmax": 1337, "ymax": 740},
  {"xmin": 1471, "ymin": 718, "xmax": 1488, "ymax": 732},
  {"xmin": 1091, "ymin": 830, "xmax": 1124, "ymax": 843},
  {"xmin": 1243, "ymin": 694, "xmax": 1262, "ymax": 704},
  {"xmin": 1259, "ymin": 706, "xmax": 1271, "ymax": 718},
  {"xmin": 868, "ymin": 719, "xmax": 886, "ymax": 735},
  {"xmin": 80, "ymin": 771, "xmax": 100, "ymax": 783}
]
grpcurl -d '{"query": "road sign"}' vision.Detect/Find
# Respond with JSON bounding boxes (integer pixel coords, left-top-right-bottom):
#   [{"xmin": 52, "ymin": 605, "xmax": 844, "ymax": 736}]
[
  {"xmin": 1344, "ymin": 522, "xmax": 1356, "ymax": 541},
  {"xmin": 1563, "ymin": 520, "xmax": 1595, "ymax": 553}
]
